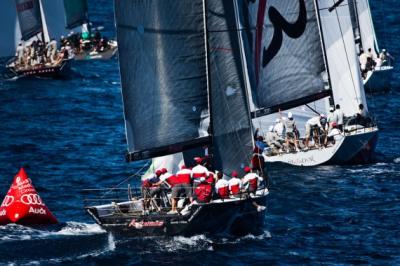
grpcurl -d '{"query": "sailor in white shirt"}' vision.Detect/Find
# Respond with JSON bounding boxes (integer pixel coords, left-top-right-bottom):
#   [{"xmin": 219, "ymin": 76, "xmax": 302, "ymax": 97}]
[
  {"xmin": 305, "ymin": 114, "xmax": 324, "ymax": 148},
  {"xmin": 191, "ymin": 157, "xmax": 209, "ymax": 186},
  {"xmin": 228, "ymin": 171, "xmax": 242, "ymax": 196},
  {"xmin": 273, "ymin": 118, "xmax": 285, "ymax": 139}
]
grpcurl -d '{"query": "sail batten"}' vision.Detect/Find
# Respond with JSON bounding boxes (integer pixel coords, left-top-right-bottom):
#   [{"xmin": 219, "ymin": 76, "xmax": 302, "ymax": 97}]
[
  {"xmin": 15, "ymin": 0, "xmax": 43, "ymax": 41},
  {"xmin": 63, "ymin": 0, "xmax": 88, "ymax": 29},
  {"xmin": 115, "ymin": 0, "xmax": 210, "ymax": 162}
]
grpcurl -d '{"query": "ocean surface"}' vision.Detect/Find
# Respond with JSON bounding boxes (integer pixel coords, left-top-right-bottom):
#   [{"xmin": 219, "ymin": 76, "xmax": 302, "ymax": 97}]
[{"xmin": 0, "ymin": 0, "xmax": 399, "ymax": 265}]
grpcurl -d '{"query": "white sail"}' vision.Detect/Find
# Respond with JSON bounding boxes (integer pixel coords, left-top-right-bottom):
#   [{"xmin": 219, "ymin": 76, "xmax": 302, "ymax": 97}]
[
  {"xmin": 318, "ymin": 0, "xmax": 368, "ymax": 116},
  {"xmin": 356, "ymin": 0, "xmax": 379, "ymax": 55}
]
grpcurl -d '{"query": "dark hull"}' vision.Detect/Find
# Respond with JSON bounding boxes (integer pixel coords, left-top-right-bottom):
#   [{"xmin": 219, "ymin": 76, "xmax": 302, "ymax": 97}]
[
  {"xmin": 7, "ymin": 60, "xmax": 71, "ymax": 79},
  {"xmin": 86, "ymin": 194, "xmax": 268, "ymax": 237}
]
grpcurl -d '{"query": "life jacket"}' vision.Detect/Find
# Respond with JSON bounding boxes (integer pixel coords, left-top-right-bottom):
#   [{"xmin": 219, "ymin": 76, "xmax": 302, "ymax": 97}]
[
  {"xmin": 194, "ymin": 183, "xmax": 212, "ymax": 203},
  {"xmin": 176, "ymin": 169, "xmax": 192, "ymax": 184}
]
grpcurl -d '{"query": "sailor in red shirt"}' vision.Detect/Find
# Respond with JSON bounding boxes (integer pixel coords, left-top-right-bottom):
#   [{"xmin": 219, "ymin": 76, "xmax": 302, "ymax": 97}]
[
  {"xmin": 193, "ymin": 177, "xmax": 212, "ymax": 203},
  {"xmin": 174, "ymin": 165, "xmax": 193, "ymax": 202},
  {"xmin": 242, "ymin": 166, "xmax": 263, "ymax": 194},
  {"xmin": 156, "ymin": 169, "xmax": 180, "ymax": 214},
  {"xmin": 215, "ymin": 172, "xmax": 229, "ymax": 199},
  {"xmin": 191, "ymin": 157, "xmax": 209, "ymax": 186},
  {"xmin": 228, "ymin": 171, "xmax": 242, "ymax": 196}
]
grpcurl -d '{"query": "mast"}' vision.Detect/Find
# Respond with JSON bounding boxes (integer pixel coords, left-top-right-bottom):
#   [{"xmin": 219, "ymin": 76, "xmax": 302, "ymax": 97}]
[
  {"xmin": 314, "ymin": 0, "xmax": 334, "ymax": 106},
  {"xmin": 202, "ymin": 0, "xmax": 214, "ymax": 157}
]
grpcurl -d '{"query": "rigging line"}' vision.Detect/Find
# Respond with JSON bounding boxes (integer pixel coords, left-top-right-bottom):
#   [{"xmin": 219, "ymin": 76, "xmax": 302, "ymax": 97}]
[
  {"xmin": 305, "ymin": 103, "xmax": 321, "ymax": 115},
  {"xmin": 100, "ymin": 161, "xmax": 151, "ymax": 199},
  {"xmin": 332, "ymin": 0, "xmax": 360, "ymax": 101}
]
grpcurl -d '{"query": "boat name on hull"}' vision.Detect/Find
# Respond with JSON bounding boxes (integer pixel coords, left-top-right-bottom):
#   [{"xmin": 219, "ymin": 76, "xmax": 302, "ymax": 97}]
[{"xmin": 128, "ymin": 219, "xmax": 164, "ymax": 229}]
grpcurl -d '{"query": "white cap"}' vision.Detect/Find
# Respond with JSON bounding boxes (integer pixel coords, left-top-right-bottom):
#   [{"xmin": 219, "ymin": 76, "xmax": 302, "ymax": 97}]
[
  {"xmin": 275, "ymin": 118, "xmax": 280, "ymax": 123},
  {"xmin": 199, "ymin": 177, "xmax": 206, "ymax": 182},
  {"xmin": 268, "ymin": 125, "xmax": 274, "ymax": 132},
  {"xmin": 288, "ymin": 112, "xmax": 293, "ymax": 119},
  {"xmin": 320, "ymin": 113, "xmax": 325, "ymax": 118},
  {"xmin": 329, "ymin": 106, "xmax": 334, "ymax": 112},
  {"xmin": 382, "ymin": 48, "xmax": 386, "ymax": 52}
]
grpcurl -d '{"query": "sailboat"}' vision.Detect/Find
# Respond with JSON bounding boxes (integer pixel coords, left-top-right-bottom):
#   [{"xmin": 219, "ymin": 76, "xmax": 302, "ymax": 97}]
[
  {"xmin": 348, "ymin": 0, "xmax": 394, "ymax": 92},
  {"xmin": 0, "ymin": 0, "xmax": 69, "ymax": 59},
  {"xmin": 84, "ymin": 0, "xmax": 268, "ymax": 236},
  {"xmin": 62, "ymin": 0, "xmax": 117, "ymax": 60},
  {"xmin": 6, "ymin": 0, "xmax": 71, "ymax": 78},
  {"xmin": 242, "ymin": 0, "xmax": 378, "ymax": 166}
]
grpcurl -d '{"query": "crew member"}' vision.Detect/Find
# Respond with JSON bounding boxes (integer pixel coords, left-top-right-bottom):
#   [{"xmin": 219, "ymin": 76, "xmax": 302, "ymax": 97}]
[
  {"xmin": 242, "ymin": 166, "xmax": 262, "ymax": 194},
  {"xmin": 192, "ymin": 157, "xmax": 208, "ymax": 186},
  {"xmin": 334, "ymin": 104, "xmax": 344, "ymax": 131},
  {"xmin": 215, "ymin": 172, "xmax": 229, "ymax": 199},
  {"xmin": 155, "ymin": 169, "xmax": 180, "ymax": 214},
  {"xmin": 327, "ymin": 106, "xmax": 337, "ymax": 130},
  {"xmin": 16, "ymin": 42, "xmax": 24, "ymax": 66},
  {"xmin": 305, "ymin": 114, "xmax": 324, "ymax": 148},
  {"xmin": 193, "ymin": 177, "xmax": 212, "ymax": 204},
  {"xmin": 228, "ymin": 171, "xmax": 242, "ymax": 196},
  {"xmin": 283, "ymin": 111, "xmax": 299, "ymax": 152},
  {"xmin": 175, "ymin": 165, "xmax": 193, "ymax": 203}
]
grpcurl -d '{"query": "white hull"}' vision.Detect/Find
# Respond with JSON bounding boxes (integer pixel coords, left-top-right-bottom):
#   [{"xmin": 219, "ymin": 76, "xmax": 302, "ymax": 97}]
[
  {"xmin": 363, "ymin": 66, "xmax": 393, "ymax": 93},
  {"xmin": 264, "ymin": 127, "xmax": 378, "ymax": 166},
  {"xmin": 74, "ymin": 41, "xmax": 118, "ymax": 61}
]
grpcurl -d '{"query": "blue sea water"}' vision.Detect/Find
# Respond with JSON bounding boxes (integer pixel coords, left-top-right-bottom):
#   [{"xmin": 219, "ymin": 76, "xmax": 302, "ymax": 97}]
[{"xmin": 0, "ymin": 0, "xmax": 399, "ymax": 265}]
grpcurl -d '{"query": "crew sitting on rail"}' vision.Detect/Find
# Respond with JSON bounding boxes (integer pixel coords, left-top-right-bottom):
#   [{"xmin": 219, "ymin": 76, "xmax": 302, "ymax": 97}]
[
  {"xmin": 242, "ymin": 166, "xmax": 263, "ymax": 194},
  {"xmin": 193, "ymin": 177, "xmax": 213, "ymax": 204},
  {"xmin": 215, "ymin": 172, "xmax": 229, "ymax": 199},
  {"xmin": 265, "ymin": 125, "xmax": 283, "ymax": 153},
  {"xmin": 192, "ymin": 157, "xmax": 209, "ymax": 186},
  {"xmin": 228, "ymin": 171, "xmax": 243, "ymax": 196}
]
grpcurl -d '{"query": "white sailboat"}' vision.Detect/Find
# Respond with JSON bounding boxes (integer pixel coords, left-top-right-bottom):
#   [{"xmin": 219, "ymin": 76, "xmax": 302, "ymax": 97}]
[
  {"xmin": 243, "ymin": 0, "xmax": 378, "ymax": 166},
  {"xmin": 0, "ymin": 0, "xmax": 69, "ymax": 59},
  {"xmin": 349, "ymin": 0, "xmax": 394, "ymax": 92}
]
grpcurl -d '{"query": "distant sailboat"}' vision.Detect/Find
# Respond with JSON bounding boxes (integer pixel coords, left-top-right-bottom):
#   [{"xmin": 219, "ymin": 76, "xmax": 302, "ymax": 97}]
[
  {"xmin": 242, "ymin": 0, "xmax": 378, "ymax": 166},
  {"xmin": 0, "ymin": 0, "xmax": 68, "ymax": 59},
  {"xmin": 348, "ymin": 0, "xmax": 394, "ymax": 92},
  {"xmin": 85, "ymin": 0, "xmax": 268, "ymax": 236},
  {"xmin": 62, "ymin": 0, "xmax": 117, "ymax": 60},
  {"xmin": 6, "ymin": 0, "xmax": 71, "ymax": 78}
]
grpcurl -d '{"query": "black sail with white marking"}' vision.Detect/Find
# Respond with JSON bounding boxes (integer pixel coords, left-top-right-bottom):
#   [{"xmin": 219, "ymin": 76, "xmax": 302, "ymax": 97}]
[
  {"xmin": 63, "ymin": 0, "xmax": 88, "ymax": 29},
  {"xmin": 246, "ymin": 0, "xmax": 329, "ymax": 115},
  {"xmin": 207, "ymin": 0, "xmax": 254, "ymax": 175},
  {"xmin": 115, "ymin": 0, "xmax": 209, "ymax": 161},
  {"xmin": 14, "ymin": 0, "xmax": 43, "ymax": 41}
]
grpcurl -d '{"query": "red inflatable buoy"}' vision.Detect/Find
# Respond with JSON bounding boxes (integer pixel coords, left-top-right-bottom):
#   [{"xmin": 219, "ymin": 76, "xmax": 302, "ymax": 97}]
[{"xmin": 0, "ymin": 168, "xmax": 58, "ymax": 225}]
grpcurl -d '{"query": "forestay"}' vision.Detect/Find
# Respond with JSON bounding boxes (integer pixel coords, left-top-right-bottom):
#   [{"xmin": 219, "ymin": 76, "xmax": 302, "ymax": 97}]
[
  {"xmin": 207, "ymin": 0, "xmax": 254, "ymax": 175},
  {"xmin": 63, "ymin": 0, "xmax": 88, "ymax": 29},
  {"xmin": 115, "ymin": 0, "xmax": 210, "ymax": 162},
  {"xmin": 318, "ymin": 0, "xmax": 368, "ymax": 115},
  {"xmin": 245, "ymin": 0, "xmax": 328, "ymax": 116},
  {"xmin": 15, "ymin": 0, "xmax": 43, "ymax": 41}
]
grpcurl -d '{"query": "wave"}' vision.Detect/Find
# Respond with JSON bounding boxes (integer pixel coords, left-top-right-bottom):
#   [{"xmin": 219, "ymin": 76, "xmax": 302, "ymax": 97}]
[
  {"xmin": 0, "ymin": 222, "xmax": 105, "ymax": 242},
  {"xmin": 394, "ymin": 157, "xmax": 400, "ymax": 164}
]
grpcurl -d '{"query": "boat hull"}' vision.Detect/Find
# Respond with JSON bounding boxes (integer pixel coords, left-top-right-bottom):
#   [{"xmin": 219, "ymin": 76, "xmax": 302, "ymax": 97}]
[
  {"xmin": 74, "ymin": 43, "xmax": 118, "ymax": 61},
  {"xmin": 86, "ymin": 191, "xmax": 268, "ymax": 237},
  {"xmin": 364, "ymin": 66, "xmax": 393, "ymax": 93},
  {"xmin": 264, "ymin": 127, "xmax": 378, "ymax": 166},
  {"xmin": 7, "ymin": 59, "xmax": 71, "ymax": 79}
]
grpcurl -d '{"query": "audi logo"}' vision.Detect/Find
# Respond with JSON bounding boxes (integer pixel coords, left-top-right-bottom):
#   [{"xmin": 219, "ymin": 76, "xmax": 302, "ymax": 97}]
[
  {"xmin": 20, "ymin": 194, "xmax": 44, "ymax": 206},
  {"xmin": 1, "ymin": 195, "xmax": 14, "ymax": 207}
]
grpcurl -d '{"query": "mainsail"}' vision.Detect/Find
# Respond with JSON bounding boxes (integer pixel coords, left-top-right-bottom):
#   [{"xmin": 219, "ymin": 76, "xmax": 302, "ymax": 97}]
[
  {"xmin": 15, "ymin": 0, "xmax": 43, "ymax": 41},
  {"xmin": 115, "ymin": 0, "xmax": 210, "ymax": 162},
  {"xmin": 63, "ymin": 0, "xmax": 88, "ymax": 29},
  {"xmin": 246, "ymin": 0, "xmax": 329, "ymax": 116},
  {"xmin": 207, "ymin": 0, "xmax": 254, "ymax": 174}
]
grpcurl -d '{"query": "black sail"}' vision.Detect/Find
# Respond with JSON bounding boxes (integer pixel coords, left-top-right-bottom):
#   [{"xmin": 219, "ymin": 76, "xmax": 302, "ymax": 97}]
[
  {"xmin": 115, "ymin": 0, "xmax": 210, "ymax": 162},
  {"xmin": 63, "ymin": 0, "xmax": 88, "ymax": 29},
  {"xmin": 246, "ymin": 0, "xmax": 329, "ymax": 115},
  {"xmin": 207, "ymin": 0, "xmax": 254, "ymax": 175},
  {"xmin": 15, "ymin": 0, "xmax": 43, "ymax": 41}
]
